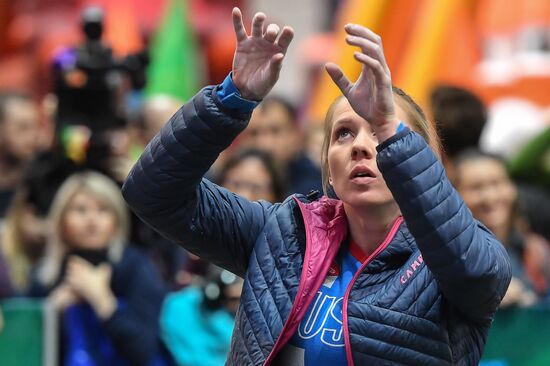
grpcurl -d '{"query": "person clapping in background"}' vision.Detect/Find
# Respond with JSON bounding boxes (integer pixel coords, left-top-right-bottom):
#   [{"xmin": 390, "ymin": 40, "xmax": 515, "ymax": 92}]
[{"xmin": 29, "ymin": 171, "xmax": 168, "ymax": 366}]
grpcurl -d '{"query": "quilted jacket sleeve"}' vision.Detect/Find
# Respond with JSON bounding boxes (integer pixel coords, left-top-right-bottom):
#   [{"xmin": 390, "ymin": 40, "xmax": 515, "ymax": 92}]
[
  {"xmin": 122, "ymin": 86, "xmax": 274, "ymax": 277},
  {"xmin": 376, "ymin": 128, "xmax": 512, "ymax": 324}
]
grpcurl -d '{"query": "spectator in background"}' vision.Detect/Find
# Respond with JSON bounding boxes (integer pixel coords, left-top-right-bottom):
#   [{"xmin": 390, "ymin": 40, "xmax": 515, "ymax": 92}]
[
  {"xmin": 430, "ymin": 85, "xmax": 486, "ymax": 177},
  {"xmin": 161, "ymin": 264, "xmax": 243, "ymax": 366},
  {"xmin": 453, "ymin": 149, "xmax": 550, "ymax": 305},
  {"xmin": 125, "ymin": 97, "xmax": 188, "ymax": 287},
  {"xmin": 0, "ymin": 91, "xmax": 41, "ymax": 218},
  {"xmin": 139, "ymin": 95, "xmax": 182, "ymax": 147},
  {"xmin": 240, "ymin": 96, "xmax": 322, "ymax": 195},
  {"xmin": 1, "ymin": 151, "xmax": 77, "ymax": 295},
  {"xmin": 84, "ymin": 126, "xmax": 135, "ymax": 185},
  {"xmin": 218, "ymin": 148, "xmax": 286, "ymax": 203},
  {"xmin": 67, "ymin": 117, "xmax": 186, "ymax": 288},
  {"xmin": 161, "ymin": 148, "xmax": 283, "ymax": 365},
  {"xmin": 29, "ymin": 171, "xmax": 168, "ymax": 366},
  {"xmin": 2, "ymin": 188, "xmax": 51, "ymax": 295},
  {"xmin": 126, "ymin": 95, "xmax": 182, "ymax": 164},
  {"xmin": 515, "ymin": 184, "xmax": 550, "ymax": 245}
]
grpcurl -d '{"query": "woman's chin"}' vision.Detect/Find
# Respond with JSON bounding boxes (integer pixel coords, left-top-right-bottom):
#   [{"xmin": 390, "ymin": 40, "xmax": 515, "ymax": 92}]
[
  {"xmin": 342, "ymin": 191, "xmax": 395, "ymax": 209},
  {"xmin": 72, "ymin": 241, "xmax": 110, "ymax": 251}
]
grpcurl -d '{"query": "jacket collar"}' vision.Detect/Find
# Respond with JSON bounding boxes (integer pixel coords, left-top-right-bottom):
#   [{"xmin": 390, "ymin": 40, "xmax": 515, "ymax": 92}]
[{"xmin": 297, "ymin": 196, "xmax": 415, "ymax": 271}]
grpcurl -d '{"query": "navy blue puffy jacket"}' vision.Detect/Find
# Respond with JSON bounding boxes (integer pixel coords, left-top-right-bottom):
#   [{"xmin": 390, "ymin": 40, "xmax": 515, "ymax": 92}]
[{"xmin": 122, "ymin": 86, "xmax": 511, "ymax": 365}]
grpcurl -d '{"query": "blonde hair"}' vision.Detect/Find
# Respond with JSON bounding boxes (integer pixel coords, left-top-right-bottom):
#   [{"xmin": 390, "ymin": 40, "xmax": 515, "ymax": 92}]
[
  {"xmin": 39, "ymin": 171, "xmax": 129, "ymax": 286},
  {"xmin": 2, "ymin": 188, "xmax": 34, "ymax": 291},
  {"xmin": 320, "ymin": 88, "xmax": 442, "ymax": 195}
]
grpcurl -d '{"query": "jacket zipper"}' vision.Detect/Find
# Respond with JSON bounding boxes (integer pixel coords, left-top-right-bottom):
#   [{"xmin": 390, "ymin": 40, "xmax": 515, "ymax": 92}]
[
  {"xmin": 262, "ymin": 198, "xmax": 342, "ymax": 366},
  {"xmin": 342, "ymin": 216, "xmax": 403, "ymax": 366}
]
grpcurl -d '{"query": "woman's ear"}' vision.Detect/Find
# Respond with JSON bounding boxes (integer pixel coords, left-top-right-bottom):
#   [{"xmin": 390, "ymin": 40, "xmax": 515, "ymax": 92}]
[{"xmin": 327, "ymin": 167, "xmax": 333, "ymax": 186}]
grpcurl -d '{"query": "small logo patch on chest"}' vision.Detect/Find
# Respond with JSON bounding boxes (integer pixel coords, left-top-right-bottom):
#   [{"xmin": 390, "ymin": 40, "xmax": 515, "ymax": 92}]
[
  {"xmin": 400, "ymin": 254, "xmax": 424, "ymax": 285},
  {"xmin": 323, "ymin": 262, "xmax": 340, "ymax": 288}
]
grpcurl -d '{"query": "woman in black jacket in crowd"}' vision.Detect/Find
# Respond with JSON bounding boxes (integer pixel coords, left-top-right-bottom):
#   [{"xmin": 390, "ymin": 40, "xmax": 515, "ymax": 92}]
[{"xmin": 30, "ymin": 171, "xmax": 167, "ymax": 366}]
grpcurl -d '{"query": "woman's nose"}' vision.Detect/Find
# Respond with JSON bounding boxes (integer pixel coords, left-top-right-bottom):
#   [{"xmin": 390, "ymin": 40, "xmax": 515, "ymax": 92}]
[
  {"xmin": 351, "ymin": 129, "xmax": 375, "ymax": 160},
  {"xmin": 479, "ymin": 184, "xmax": 500, "ymax": 205}
]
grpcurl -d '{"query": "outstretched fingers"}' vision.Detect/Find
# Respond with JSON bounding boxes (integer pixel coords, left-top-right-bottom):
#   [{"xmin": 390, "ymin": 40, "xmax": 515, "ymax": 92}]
[
  {"xmin": 251, "ymin": 12, "xmax": 266, "ymax": 37},
  {"xmin": 276, "ymin": 26, "xmax": 294, "ymax": 54},
  {"xmin": 325, "ymin": 63, "xmax": 353, "ymax": 96},
  {"xmin": 353, "ymin": 52, "xmax": 389, "ymax": 86},
  {"xmin": 346, "ymin": 37, "xmax": 387, "ymax": 70},
  {"xmin": 345, "ymin": 24, "xmax": 389, "ymax": 73},
  {"xmin": 264, "ymin": 23, "xmax": 280, "ymax": 43},
  {"xmin": 232, "ymin": 7, "xmax": 247, "ymax": 42},
  {"xmin": 345, "ymin": 24, "xmax": 382, "ymax": 46}
]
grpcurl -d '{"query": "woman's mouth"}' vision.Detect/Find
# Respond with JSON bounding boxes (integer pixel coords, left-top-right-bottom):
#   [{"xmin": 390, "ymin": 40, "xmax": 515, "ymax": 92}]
[{"xmin": 349, "ymin": 166, "xmax": 376, "ymax": 184}]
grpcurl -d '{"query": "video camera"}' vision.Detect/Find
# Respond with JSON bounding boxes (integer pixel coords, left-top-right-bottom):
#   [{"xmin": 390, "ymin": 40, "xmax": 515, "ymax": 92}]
[{"xmin": 53, "ymin": 6, "xmax": 148, "ymax": 133}]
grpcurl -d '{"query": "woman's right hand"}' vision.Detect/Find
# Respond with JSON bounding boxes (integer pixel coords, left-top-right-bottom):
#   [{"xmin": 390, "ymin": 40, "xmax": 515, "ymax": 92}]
[
  {"xmin": 231, "ymin": 7, "xmax": 294, "ymax": 101},
  {"xmin": 49, "ymin": 283, "xmax": 78, "ymax": 311},
  {"xmin": 325, "ymin": 24, "xmax": 399, "ymax": 143},
  {"xmin": 65, "ymin": 256, "xmax": 116, "ymax": 319}
]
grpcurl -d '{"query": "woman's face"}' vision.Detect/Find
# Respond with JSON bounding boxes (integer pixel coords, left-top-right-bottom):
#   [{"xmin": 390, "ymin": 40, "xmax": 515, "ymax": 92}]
[
  {"xmin": 456, "ymin": 158, "xmax": 516, "ymax": 233},
  {"xmin": 222, "ymin": 157, "xmax": 276, "ymax": 202},
  {"xmin": 62, "ymin": 191, "xmax": 117, "ymax": 250},
  {"xmin": 327, "ymin": 99, "xmax": 407, "ymax": 208}
]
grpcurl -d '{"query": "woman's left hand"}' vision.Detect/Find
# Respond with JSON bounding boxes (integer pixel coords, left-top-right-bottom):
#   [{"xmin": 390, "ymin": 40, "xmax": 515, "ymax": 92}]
[
  {"xmin": 49, "ymin": 283, "xmax": 79, "ymax": 311},
  {"xmin": 326, "ymin": 24, "xmax": 400, "ymax": 142},
  {"xmin": 66, "ymin": 256, "xmax": 117, "ymax": 319}
]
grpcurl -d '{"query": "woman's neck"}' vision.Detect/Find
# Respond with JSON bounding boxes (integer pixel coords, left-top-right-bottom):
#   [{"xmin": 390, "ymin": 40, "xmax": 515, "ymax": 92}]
[{"xmin": 344, "ymin": 202, "xmax": 401, "ymax": 257}]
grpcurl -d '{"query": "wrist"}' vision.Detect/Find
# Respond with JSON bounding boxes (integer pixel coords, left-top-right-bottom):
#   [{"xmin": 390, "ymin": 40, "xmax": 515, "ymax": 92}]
[
  {"xmin": 93, "ymin": 291, "xmax": 117, "ymax": 320},
  {"xmin": 217, "ymin": 72, "xmax": 260, "ymax": 113},
  {"xmin": 374, "ymin": 118, "xmax": 402, "ymax": 143},
  {"xmin": 232, "ymin": 71, "xmax": 256, "ymax": 101}
]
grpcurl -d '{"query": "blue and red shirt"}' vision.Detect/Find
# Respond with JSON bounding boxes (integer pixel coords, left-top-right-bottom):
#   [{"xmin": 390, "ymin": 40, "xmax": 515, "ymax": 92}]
[{"xmin": 276, "ymin": 242, "xmax": 368, "ymax": 365}]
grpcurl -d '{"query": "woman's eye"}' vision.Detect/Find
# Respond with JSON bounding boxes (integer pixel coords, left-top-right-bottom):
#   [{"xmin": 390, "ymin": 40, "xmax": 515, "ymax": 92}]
[
  {"xmin": 336, "ymin": 128, "xmax": 352, "ymax": 140},
  {"xmin": 70, "ymin": 205, "xmax": 87, "ymax": 214}
]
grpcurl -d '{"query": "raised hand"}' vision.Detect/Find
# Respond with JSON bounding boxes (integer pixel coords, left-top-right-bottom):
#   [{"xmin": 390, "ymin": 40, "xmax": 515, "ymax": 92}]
[
  {"xmin": 325, "ymin": 24, "xmax": 400, "ymax": 142},
  {"xmin": 231, "ymin": 7, "xmax": 294, "ymax": 101},
  {"xmin": 65, "ymin": 256, "xmax": 116, "ymax": 319},
  {"xmin": 49, "ymin": 283, "xmax": 79, "ymax": 311}
]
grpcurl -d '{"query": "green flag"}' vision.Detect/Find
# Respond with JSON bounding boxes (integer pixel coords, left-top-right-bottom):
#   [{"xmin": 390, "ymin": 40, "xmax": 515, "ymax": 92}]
[{"xmin": 146, "ymin": 0, "xmax": 202, "ymax": 101}]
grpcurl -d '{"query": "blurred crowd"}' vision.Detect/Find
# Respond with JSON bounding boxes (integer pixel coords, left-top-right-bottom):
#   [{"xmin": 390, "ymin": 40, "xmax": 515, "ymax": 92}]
[{"xmin": 0, "ymin": 0, "xmax": 549, "ymax": 365}]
